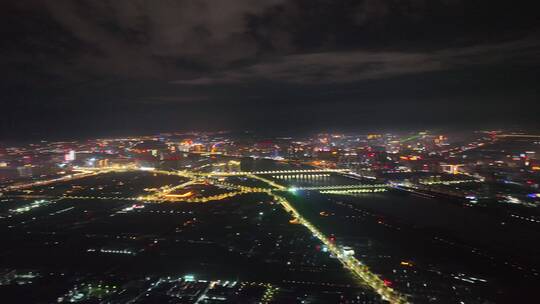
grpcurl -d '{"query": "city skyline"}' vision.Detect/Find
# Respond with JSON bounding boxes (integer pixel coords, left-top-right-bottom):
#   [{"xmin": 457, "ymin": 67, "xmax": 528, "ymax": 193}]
[
  {"xmin": 1, "ymin": 2, "xmax": 540, "ymax": 303},
  {"xmin": 1, "ymin": 130, "xmax": 540, "ymax": 303}
]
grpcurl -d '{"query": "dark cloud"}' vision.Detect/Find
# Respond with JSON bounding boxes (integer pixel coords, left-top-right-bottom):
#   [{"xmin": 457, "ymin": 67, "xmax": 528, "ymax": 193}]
[
  {"xmin": 1, "ymin": 0, "xmax": 539, "ymax": 139},
  {"xmin": 171, "ymin": 38, "xmax": 540, "ymax": 85}
]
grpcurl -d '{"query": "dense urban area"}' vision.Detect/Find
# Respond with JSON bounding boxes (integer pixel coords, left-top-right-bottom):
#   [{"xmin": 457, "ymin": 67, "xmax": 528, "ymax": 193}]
[{"xmin": 1, "ymin": 130, "xmax": 539, "ymax": 303}]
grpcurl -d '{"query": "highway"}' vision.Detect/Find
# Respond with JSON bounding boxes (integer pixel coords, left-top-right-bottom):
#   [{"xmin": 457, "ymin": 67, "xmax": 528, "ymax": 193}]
[
  {"xmin": 269, "ymin": 191, "xmax": 408, "ymax": 304},
  {"xmin": 0, "ymin": 170, "xmax": 104, "ymax": 192}
]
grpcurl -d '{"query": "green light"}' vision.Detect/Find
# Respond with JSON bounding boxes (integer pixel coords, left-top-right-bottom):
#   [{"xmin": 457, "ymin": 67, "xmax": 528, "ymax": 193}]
[{"xmin": 183, "ymin": 274, "xmax": 195, "ymax": 282}]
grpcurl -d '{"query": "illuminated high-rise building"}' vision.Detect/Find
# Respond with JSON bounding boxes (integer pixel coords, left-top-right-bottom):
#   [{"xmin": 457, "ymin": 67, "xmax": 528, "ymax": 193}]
[
  {"xmin": 64, "ymin": 150, "xmax": 76, "ymax": 162},
  {"xmin": 227, "ymin": 160, "xmax": 241, "ymax": 172}
]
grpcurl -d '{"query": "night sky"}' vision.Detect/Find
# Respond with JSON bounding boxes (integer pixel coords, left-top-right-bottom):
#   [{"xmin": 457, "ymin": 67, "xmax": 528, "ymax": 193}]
[{"xmin": 2, "ymin": 1, "xmax": 539, "ymax": 139}]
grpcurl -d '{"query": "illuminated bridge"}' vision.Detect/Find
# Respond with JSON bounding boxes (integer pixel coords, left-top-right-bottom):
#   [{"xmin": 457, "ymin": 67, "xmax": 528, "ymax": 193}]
[
  {"xmin": 292, "ymin": 184, "xmax": 389, "ymax": 191},
  {"xmin": 72, "ymin": 166, "xmax": 350, "ymax": 178},
  {"xmin": 289, "ymin": 184, "xmax": 390, "ymax": 194},
  {"xmin": 211, "ymin": 169, "xmax": 350, "ymax": 176}
]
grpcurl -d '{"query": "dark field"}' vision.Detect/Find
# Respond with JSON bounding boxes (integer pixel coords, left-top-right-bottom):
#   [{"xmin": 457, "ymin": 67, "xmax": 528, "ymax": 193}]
[{"xmin": 284, "ymin": 189, "xmax": 540, "ymax": 303}]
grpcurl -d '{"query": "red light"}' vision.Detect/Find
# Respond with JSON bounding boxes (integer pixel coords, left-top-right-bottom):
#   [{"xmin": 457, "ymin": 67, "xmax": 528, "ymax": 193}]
[{"xmin": 383, "ymin": 279, "xmax": 392, "ymax": 287}]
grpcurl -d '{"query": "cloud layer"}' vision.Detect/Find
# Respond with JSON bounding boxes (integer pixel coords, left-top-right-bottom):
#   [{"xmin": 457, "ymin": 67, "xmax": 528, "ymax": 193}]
[
  {"xmin": 4, "ymin": 0, "xmax": 538, "ymax": 85},
  {"xmin": 1, "ymin": 0, "xmax": 539, "ymax": 138},
  {"xmin": 172, "ymin": 38, "xmax": 540, "ymax": 85}
]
